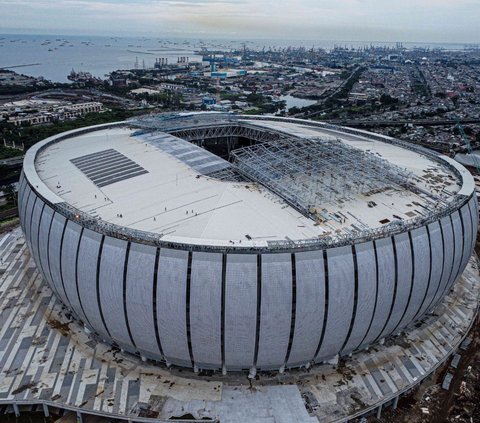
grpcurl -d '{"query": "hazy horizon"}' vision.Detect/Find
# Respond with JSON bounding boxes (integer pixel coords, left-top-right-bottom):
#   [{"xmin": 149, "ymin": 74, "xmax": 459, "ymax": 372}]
[
  {"xmin": 1, "ymin": 0, "xmax": 479, "ymax": 44},
  {"xmin": 1, "ymin": 31, "xmax": 479, "ymax": 47}
]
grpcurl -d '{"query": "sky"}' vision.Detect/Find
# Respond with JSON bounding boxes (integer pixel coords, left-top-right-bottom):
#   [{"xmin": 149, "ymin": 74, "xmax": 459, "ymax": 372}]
[{"xmin": 1, "ymin": 0, "xmax": 479, "ymax": 43}]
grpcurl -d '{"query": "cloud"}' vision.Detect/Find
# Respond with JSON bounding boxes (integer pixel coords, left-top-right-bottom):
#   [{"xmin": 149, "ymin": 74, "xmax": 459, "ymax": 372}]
[{"xmin": 0, "ymin": 0, "xmax": 479, "ymax": 42}]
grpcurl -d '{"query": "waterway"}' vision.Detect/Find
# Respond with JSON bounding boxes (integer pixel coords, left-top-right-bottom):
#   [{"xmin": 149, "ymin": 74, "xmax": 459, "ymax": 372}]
[{"xmin": 279, "ymin": 94, "xmax": 317, "ymax": 111}]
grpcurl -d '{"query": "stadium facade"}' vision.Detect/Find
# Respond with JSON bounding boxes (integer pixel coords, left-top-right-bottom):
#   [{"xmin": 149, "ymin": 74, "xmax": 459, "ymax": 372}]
[{"xmin": 18, "ymin": 113, "xmax": 478, "ymax": 374}]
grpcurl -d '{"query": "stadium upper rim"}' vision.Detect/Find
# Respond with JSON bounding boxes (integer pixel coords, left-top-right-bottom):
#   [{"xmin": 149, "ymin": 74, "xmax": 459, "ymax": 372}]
[{"xmin": 22, "ymin": 113, "xmax": 475, "ymax": 254}]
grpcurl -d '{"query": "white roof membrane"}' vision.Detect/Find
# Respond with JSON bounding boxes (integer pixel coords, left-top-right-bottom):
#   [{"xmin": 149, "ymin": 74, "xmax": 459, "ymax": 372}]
[{"xmin": 29, "ymin": 117, "xmax": 468, "ymax": 248}]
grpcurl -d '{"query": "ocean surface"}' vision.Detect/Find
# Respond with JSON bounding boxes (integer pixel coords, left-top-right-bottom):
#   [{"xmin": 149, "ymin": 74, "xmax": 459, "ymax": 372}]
[
  {"xmin": 0, "ymin": 34, "xmax": 474, "ymax": 83},
  {"xmin": 0, "ymin": 34, "xmax": 203, "ymax": 82}
]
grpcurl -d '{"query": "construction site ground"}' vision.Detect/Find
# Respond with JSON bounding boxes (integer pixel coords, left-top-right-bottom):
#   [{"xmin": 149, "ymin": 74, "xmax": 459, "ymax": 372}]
[
  {"xmin": 0, "ymin": 227, "xmax": 478, "ymax": 423},
  {"xmin": 367, "ymin": 237, "xmax": 480, "ymax": 423}
]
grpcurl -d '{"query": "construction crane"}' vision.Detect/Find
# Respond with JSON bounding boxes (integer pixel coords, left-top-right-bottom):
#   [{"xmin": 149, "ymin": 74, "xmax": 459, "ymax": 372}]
[{"xmin": 456, "ymin": 119, "xmax": 480, "ymax": 174}]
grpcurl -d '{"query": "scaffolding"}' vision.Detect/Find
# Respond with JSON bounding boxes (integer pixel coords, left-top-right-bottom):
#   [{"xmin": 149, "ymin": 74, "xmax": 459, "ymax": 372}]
[
  {"xmin": 230, "ymin": 136, "xmax": 423, "ymax": 217},
  {"xmin": 170, "ymin": 123, "xmax": 286, "ymax": 145},
  {"xmin": 26, "ymin": 115, "xmax": 468, "ymax": 254},
  {"xmin": 130, "ymin": 113, "xmax": 288, "ymax": 153},
  {"xmin": 129, "ymin": 112, "xmax": 238, "ymax": 133},
  {"xmin": 129, "ymin": 112, "xmax": 454, "ymax": 236}
]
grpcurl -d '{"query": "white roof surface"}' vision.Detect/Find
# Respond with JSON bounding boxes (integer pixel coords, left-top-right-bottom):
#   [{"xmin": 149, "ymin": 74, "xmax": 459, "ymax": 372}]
[{"xmin": 33, "ymin": 119, "xmax": 463, "ymax": 247}]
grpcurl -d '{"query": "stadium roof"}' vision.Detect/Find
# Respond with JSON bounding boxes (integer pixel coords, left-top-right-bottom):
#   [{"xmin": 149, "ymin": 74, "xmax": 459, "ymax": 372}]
[{"xmin": 30, "ymin": 115, "xmax": 467, "ymax": 248}]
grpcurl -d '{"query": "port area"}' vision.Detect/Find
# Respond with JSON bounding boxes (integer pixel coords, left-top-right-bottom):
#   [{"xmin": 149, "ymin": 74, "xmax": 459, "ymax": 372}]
[{"xmin": 0, "ymin": 227, "xmax": 479, "ymax": 423}]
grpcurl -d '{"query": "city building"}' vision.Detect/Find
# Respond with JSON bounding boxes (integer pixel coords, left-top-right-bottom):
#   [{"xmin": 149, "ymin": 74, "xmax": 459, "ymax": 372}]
[{"xmin": 4, "ymin": 101, "xmax": 103, "ymax": 126}]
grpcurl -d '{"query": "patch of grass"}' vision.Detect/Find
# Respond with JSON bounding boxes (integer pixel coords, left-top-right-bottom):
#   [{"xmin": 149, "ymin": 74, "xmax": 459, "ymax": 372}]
[
  {"xmin": 0, "ymin": 217, "xmax": 19, "ymax": 232},
  {"xmin": 0, "ymin": 146, "xmax": 23, "ymax": 160}
]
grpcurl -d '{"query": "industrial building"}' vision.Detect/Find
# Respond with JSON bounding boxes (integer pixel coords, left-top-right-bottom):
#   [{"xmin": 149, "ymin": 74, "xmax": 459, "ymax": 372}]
[{"xmin": 18, "ymin": 113, "xmax": 478, "ymax": 375}]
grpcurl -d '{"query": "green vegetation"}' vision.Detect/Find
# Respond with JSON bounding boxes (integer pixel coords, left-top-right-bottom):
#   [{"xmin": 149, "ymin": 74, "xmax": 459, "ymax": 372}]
[
  {"xmin": 134, "ymin": 91, "xmax": 183, "ymax": 108},
  {"xmin": 326, "ymin": 66, "xmax": 365, "ymax": 104},
  {"xmin": 0, "ymin": 217, "xmax": 19, "ymax": 233},
  {"xmin": 380, "ymin": 94, "xmax": 399, "ymax": 106},
  {"xmin": 0, "ymin": 80, "xmax": 72, "ymax": 96},
  {"xmin": 410, "ymin": 66, "xmax": 431, "ymax": 98},
  {"xmin": 0, "ymin": 84, "xmax": 50, "ymax": 95},
  {"xmin": 220, "ymin": 92, "xmax": 242, "ymax": 101},
  {"xmin": 1, "ymin": 109, "xmax": 140, "ymax": 149},
  {"xmin": 245, "ymin": 93, "xmax": 266, "ymax": 106},
  {"xmin": 289, "ymin": 66, "xmax": 365, "ymax": 116},
  {"xmin": 258, "ymin": 102, "xmax": 285, "ymax": 114},
  {"xmin": 242, "ymin": 108, "xmax": 263, "ymax": 115},
  {"xmin": 0, "ymin": 184, "xmax": 17, "ymax": 217},
  {"xmin": 0, "ymin": 164, "xmax": 21, "ymax": 185},
  {"xmin": 0, "ymin": 145, "xmax": 23, "ymax": 160},
  {"xmin": 242, "ymin": 93, "xmax": 285, "ymax": 114}
]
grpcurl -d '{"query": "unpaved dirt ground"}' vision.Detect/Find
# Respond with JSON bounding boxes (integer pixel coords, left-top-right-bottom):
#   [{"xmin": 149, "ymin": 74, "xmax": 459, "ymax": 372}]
[{"xmin": 365, "ymin": 315, "xmax": 479, "ymax": 423}]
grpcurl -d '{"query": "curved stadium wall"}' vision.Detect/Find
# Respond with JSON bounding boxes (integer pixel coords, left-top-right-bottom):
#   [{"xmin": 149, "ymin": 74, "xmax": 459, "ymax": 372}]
[{"xmin": 18, "ymin": 121, "xmax": 478, "ymax": 373}]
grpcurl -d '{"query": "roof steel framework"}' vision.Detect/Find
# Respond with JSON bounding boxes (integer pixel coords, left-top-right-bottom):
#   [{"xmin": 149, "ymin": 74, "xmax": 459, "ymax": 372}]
[
  {"xmin": 122, "ymin": 113, "xmax": 465, "ymax": 249},
  {"xmin": 230, "ymin": 136, "xmax": 435, "ymax": 217}
]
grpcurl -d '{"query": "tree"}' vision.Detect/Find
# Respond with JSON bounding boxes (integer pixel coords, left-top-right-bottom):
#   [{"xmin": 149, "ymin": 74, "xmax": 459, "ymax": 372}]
[
  {"xmin": 1, "ymin": 184, "xmax": 17, "ymax": 207},
  {"xmin": 380, "ymin": 94, "xmax": 398, "ymax": 106}
]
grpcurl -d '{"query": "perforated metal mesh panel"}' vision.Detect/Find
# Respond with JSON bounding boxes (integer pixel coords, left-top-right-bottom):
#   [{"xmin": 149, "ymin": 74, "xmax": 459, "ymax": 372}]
[{"xmin": 137, "ymin": 133, "xmax": 231, "ymax": 175}]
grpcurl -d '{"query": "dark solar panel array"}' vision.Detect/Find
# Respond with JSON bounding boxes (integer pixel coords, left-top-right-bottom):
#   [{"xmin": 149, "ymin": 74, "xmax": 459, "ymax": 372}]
[{"xmin": 71, "ymin": 148, "xmax": 148, "ymax": 188}]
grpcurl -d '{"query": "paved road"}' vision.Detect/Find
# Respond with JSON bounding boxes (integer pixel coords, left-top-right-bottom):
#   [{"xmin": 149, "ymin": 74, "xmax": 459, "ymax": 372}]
[
  {"xmin": 0, "ymin": 156, "xmax": 24, "ymax": 167},
  {"xmin": 326, "ymin": 118, "xmax": 480, "ymax": 127}
]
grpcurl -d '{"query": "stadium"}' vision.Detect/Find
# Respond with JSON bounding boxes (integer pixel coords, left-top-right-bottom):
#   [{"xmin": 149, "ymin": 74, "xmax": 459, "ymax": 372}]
[{"xmin": 18, "ymin": 112, "xmax": 478, "ymax": 375}]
